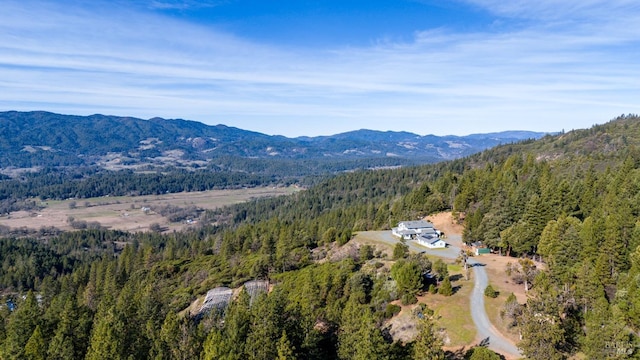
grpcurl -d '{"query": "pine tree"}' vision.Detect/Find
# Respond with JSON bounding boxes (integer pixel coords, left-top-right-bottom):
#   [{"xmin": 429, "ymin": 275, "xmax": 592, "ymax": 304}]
[
  {"xmin": 583, "ymin": 297, "xmax": 631, "ymax": 359},
  {"xmin": 2, "ymin": 291, "xmax": 42, "ymax": 360},
  {"xmin": 277, "ymin": 330, "xmax": 296, "ymax": 360},
  {"xmin": 393, "ymin": 241, "xmax": 409, "ymax": 259},
  {"xmin": 517, "ymin": 275, "xmax": 565, "ymax": 360},
  {"xmin": 484, "ymin": 285, "xmax": 498, "ymax": 298},
  {"xmin": 439, "ymin": 276, "xmax": 453, "ymax": 297},
  {"xmin": 352, "ymin": 318, "xmax": 388, "ymax": 360},
  {"xmin": 201, "ymin": 329, "xmax": 225, "ymax": 360},
  {"xmin": 579, "ymin": 216, "xmax": 600, "ymax": 263},
  {"xmin": 574, "ymin": 262, "xmax": 604, "ymax": 314},
  {"xmin": 113, "ymin": 281, "xmax": 146, "ymax": 359},
  {"xmin": 391, "ymin": 259, "xmax": 423, "ymax": 298},
  {"xmin": 157, "ymin": 312, "xmax": 203, "ymax": 360},
  {"xmin": 618, "ymin": 245, "xmax": 640, "ymax": 332},
  {"xmin": 433, "ymin": 259, "xmax": 449, "ymax": 281},
  {"xmin": 599, "ymin": 213, "xmax": 632, "ymax": 284},
  {"xmin": 245, "ymin": 290, "xmax": 299, "ymax": 360},
  {"xmin": 159, "ymin": 311, "xmax": 181, "ymax": 360},
  {"xmin": 85, "ymin": 298, "xmax": 120, "ymax": 360},
  {"xmin": 202, "ymin": 290, "xmax": 252, "ymax": 360},
  {"xmin": 24, "ymin": 325, "xmax": 47, "ymax": 360},
  {"xmin": 339, "ymin": 298, "xmax": 388, "ymax": 360},
  {"xmin": 338, "ymin": 296, "xmax": 367, "ymax": 360},
  {"xmin": 48, "ymin": 297, "xmax": 81, "ymax": 360},
  {"xmin": 412, "ymin": 316, "xmax": 445, "ymax": 360},
  {"xmin": 515, "ymin": 193, "xmax": 551, "ymax": 253},
  {"xmin": 538, "ymin": 216, "xmax": 583, "ymax": 284}
]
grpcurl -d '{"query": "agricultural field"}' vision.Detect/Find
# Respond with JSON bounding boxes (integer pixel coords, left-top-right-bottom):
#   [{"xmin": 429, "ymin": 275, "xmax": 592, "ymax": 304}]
[{"xmin": 0, "ymin": 186, "xmax": 300, "ymax": 233}]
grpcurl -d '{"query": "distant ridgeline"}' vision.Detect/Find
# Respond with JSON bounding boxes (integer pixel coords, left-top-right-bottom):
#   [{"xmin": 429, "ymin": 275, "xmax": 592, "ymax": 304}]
[
  {"xmin": 0, "ymin": 111, "xmax": 546, "ymax": 200},
  {"xmin": 0, "ymin": 110, "xmax": 544, "ymax": 169}
]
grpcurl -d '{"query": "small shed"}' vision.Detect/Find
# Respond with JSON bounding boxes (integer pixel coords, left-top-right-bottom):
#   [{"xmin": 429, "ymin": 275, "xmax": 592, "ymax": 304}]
[{"xmin": 471, "ymin": 241, "xmax": 491, "ymax": 255}]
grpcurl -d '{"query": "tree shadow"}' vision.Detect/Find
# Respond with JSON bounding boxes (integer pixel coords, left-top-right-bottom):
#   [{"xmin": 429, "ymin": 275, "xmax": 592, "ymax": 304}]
[
  {"xmin": 469, "ymin": 263, "xmax": 486, "ymax": 268},
  {"xmin": 444, "ymin": 346, "xmax": 468, "ymax": 360},
  {"xmin": 479, "ymin": 337, "xmax": 490, "ymax": 347}
]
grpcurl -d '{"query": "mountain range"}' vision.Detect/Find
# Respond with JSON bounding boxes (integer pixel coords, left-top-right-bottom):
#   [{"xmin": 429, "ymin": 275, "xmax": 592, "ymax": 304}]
[{"xmin": 0, "ymin": 111, "xmax": 547, "ymax": 170}]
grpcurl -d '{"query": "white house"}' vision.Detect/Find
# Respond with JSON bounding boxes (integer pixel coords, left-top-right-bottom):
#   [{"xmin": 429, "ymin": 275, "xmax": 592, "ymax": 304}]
[
  {"xmin": 416, "ymin": 233, "xmax": 447, "ymax": 249},
  {"xmin": 392, "ymin": 220, "xmax": 436, "ymax": 240}
]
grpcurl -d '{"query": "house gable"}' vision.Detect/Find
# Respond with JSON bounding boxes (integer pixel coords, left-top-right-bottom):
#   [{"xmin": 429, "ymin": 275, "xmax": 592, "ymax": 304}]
[
  {"xmin": 415, "ymin": 233, "xmax": 446, "ymax": 249},
  {"xmin": 393, "ymin": 220, "xmax": 437, "ymax": 240}
]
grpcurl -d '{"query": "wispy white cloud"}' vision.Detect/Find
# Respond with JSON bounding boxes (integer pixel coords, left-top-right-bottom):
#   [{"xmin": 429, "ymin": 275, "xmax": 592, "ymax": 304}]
[
  {"xmin": 463, "ymin": 0, "xmax": 640, "ymax": 21},
  {"xmin": 146, "ymin": 0, "xmax": 225, "ymax": 10},
  {"xmin": 0, "ymin": 0, "xmax": 638, "ymax": 136}
]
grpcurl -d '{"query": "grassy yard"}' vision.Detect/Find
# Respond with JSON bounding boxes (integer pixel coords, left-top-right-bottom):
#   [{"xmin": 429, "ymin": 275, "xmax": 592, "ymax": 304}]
[
  {"xmin": 484, "ymin": 291, "xmax": 523, "ymax": 346},
  {"xmin": 417, "ymin": 268, "xmax": 476, "ymax": 347}
]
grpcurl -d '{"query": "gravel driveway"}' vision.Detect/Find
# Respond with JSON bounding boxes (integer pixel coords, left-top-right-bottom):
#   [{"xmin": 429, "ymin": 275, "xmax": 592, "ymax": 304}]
[
  {"xmin": 467, "ymin": 257, "xmax": 521, "ymax": 358},
  {"xmin": 360, "ymin": 231, "xmax": 522, "ymax": 358}
]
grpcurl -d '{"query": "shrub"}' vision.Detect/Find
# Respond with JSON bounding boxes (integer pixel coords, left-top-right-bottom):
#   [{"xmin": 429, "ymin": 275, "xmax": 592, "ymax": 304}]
[
  {"xmin": 149, "ymin": 223, "xmax": 163, "ymax": 233},
  {"xmin": 359, "ymin": 245, "xmax": 374, "ymax": 262},
  {"xmin": 501, "ymin": 293, "xmax": 521, "ymax": 328},
  {"xmin": 428, "ymin": 284, "xmax": 438, "ymax": 294},
  {"xmin": 413, "ymin": 302, "xmax": 434, "ymax": 318},
  {"xmin": 433, "ymin": 259, "xmax": 449, "ymax": 281},
  {"xmin": 401, "ymin": 293, "xmax": 418, "ymax": 305},
  {"xmin": 393, "ymin": 242, "xmax": 409, "ymax": 259},
  {"xmin": 484, "ymin": 285, "xmax": 499, "ymax": 298},
  {"xmin": 439, "ymin": 277, "xmax": 453, "ymax": 296},
  {"xmin": 467, "ymin": 346, "xmax": 501, "ymax": 360},
  {"xmin": 384, "ymin": 304, "xmax": 402, "ymax": 318}
]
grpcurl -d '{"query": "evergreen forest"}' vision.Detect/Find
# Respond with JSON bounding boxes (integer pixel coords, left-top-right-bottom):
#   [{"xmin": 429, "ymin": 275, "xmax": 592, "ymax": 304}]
[{"xmin": 1, "ymin": 114, "xmax": 640, "ymax": 359}]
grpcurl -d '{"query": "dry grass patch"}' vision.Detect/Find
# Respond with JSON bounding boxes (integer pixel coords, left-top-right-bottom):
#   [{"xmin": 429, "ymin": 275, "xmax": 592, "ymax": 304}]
[
  {"xmin": 351, "ymin": 232, "xmax": 394, "ymax": 258},
  {"xmin": 386, "ymin": 281, "xmax": 476, "ymax": 348},
  {"xmin": 484, "ymin": 293, "xmax": 522, "ymax": 346},
  {"xmin": 385, "ymin": 306, "xmax": 420, "ymax": 343},
  {"xmin": 0, "ymin": 186, "xmax": 300, "ymax": 233},
  {"xmin": 481, "ymin": 255, "xmax": 528, "ymax": 303},
  {"xmin": 478, "ymin": 255, "xmax": 530, "ymax": 349},
  {"xmin": 420, "ymin": 276, "xmax": 476, "ymax": 348},
  {"xmin": 425, "ymin": 211, "xmax": 464, "ymax": 237}
]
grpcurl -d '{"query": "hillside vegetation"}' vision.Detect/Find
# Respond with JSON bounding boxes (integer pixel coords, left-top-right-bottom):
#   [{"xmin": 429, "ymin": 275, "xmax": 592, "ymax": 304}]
[
  {"xmin": 0, "ymin": 111, "xmax": 545, "ymax": 170},
  {"xmin": 0, "ymin": 114, "xmax": 639, "ymax": 359}
]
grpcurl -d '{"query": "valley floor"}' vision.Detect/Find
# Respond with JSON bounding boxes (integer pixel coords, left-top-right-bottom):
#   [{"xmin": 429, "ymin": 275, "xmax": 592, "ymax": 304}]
[{"xmin": 0, "ymin": 186, "xmax": 299, "ymax": 233}]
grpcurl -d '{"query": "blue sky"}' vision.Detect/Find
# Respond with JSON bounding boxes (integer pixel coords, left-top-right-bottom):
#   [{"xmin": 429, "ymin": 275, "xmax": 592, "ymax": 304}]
[{"xmin": 1, "ymin": 0, "xmax": 639, "ymax": 137}]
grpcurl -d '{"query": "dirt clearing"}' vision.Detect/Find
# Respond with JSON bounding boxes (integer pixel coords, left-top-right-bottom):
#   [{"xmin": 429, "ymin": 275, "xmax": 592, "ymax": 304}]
[{"xmin": 424, "ymin": 211, "xmax": 464, "ymax": 237}]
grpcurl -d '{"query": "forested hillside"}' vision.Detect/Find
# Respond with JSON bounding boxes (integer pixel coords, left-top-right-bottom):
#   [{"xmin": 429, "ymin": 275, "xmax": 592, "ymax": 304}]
[
  {"xmin": 1, "ymin": 114, "xmax": 639, "ymax": 359},
  {"xmin": 0, "ymin": 111, "xmax": 545, "ymax": 169},
  {"xmin": 450, "ymin": 114, "xmax": 640, "ymax": 359}
]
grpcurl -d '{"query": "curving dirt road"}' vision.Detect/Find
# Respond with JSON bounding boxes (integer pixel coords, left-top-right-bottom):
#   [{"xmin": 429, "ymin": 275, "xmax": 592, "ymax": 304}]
[{"xmin": 359, "ymin": 231, "xmax": 522, "ymax": 358}]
